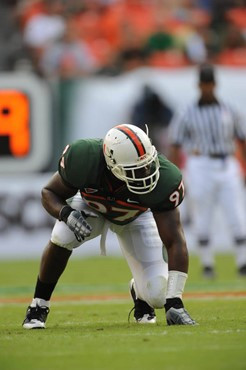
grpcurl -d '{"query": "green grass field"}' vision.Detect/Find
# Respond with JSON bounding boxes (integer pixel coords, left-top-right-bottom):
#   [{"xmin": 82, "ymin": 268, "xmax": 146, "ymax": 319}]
[{"xmin": 0, "ymin": 254, "xmax": 245, "ymax": 370}]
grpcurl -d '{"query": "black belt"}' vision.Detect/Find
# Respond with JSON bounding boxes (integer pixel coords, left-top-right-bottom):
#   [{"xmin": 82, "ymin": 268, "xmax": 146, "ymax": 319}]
[
  {"xmin": 191, "ymin": 152, "xmax": 230, "ymax": 159},
  {"xmin": 209, "ymin": 154, "xmax": 228, "ymax": 159}
]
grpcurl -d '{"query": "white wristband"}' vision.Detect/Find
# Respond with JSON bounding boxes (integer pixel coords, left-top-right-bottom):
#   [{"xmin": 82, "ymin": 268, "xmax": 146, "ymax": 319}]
[{"xmin": 166, "ymin": 270, "xmax": 188, "ymax": 299}]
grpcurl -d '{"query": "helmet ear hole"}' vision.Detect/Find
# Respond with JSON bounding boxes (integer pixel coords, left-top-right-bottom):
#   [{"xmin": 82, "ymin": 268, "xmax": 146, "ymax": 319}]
[{"xmin": 103, "ymin": 124, "xmax": 160, "ymax": 194}]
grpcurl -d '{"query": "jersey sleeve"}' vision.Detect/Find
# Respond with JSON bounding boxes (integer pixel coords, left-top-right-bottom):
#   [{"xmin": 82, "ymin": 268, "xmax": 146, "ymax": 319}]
[
  {"xmin": 58, "ymin": 139, "xmax": 104, "ymax": 189},
  {"xmin": 58, "ymin": 143, "xmax": 78, "ymax": 188},
  {"xmin": 140, "ymin": 156, "xmax": 185, "ymax": 212},
  {"xmin": 152, "ymin": 177, "xmax": 185, "ymax": 212}
]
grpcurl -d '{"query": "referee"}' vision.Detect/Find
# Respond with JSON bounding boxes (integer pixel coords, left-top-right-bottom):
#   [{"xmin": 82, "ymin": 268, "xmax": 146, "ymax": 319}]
[{"xmin": 168, "ymin": 63, "xmax": 246, "ymax": 278}]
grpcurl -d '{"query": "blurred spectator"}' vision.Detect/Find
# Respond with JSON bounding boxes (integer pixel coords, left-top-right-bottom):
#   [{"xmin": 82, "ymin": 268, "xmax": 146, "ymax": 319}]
[
  {"xmin": 171, "ymin": 0, "xmax": 212, "ymax": 64},
  {"xmin": 114, "ymin": 0, "xmax": 157, "ymax": 42},
  {"xmin": 17, "ymin": 0, "xmax": 45, "ymax": 29},
  {"xmin": 96, "ymin": 20, "xmax": 148, "ymax": 76},
  {"xmin": 144, "ymin": 7, "xmax": 176, "ymax": 55},
  {"xmin": 223, "ymin": 23, "xmax": 245, "ymax": 49},
  {"xmin": 22, "ymin": 0, "xmax": 66, "ymax": 73},
  {"xmin": 183, "ymin": 26, "xmax": 208, "ymax": 63},
  {"xmin": 196, "ymin": 0, "xmax": 213, "ymax": 12},
  {"xmin": 224, "ymin": 24, "xmax": 246, "ymax": 49},
  {"xmin": 40, "ymin": 16, "xmax": 97, "ymax": 79},
  {"xmin": 144, "ymin": 10, "xmax": 188, "ymax": 68},
  {"xmin": 226, "ymin": 2, "xmax": 246, "ymax": 33},
  {"xmin": 0, "ymin": 0, "xmax": 31, "ymax": 71},
  {"xmin": 2, "ymin": 0, "xmax": 246, "ymax": 73},
  {"xmin": 23, "ymin": 0, "xmax": 65, "ymax": 47},
  {"xmin": 118, "ymin": 47, "xmax": 147, "ymax": 73},
  {"xmin": 216, "ymin": 22, "xmax": 246, "ymax": 66},
  {"xmin": 130, "ymin": 84, "xmax": 173, "ymax": 155},
  {"xmin": 145, "ymin": 27, "xmax": 175, "ymax": 55},
  {"xmin": 209, "ymin": 1, "xmax": 244, "ymax": 45}
]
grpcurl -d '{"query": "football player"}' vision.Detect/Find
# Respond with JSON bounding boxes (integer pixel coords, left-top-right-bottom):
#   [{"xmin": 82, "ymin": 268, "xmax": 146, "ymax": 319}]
[{"xmin": 23, "ymin": 124, "xmax": 196, "ymax": 328}]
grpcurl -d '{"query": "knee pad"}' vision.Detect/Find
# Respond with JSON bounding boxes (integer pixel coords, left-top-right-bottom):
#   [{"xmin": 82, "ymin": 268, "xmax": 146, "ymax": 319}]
[
  {"xmin": 145, "ymin": 275, "xmax": 167, "ymax": 308},
  {"xmin": 51, "ymin": 220, "xmax": 81, "ymax": 251},
  {"xmin": 51, "ymin": 233, "xmax": 79, "ymax": 251}
]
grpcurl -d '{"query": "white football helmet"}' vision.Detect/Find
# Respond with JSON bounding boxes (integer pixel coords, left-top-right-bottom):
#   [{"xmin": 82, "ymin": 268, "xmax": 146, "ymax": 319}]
[{"xmin": 103, "ymin": 124, "xmax": 160, "ymax": 194}]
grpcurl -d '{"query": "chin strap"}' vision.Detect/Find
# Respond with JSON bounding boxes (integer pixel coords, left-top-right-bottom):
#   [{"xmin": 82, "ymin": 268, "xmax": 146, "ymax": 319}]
[{"xmin": 145, "ymin": 124, "xmax": 149, "ymax": 137}]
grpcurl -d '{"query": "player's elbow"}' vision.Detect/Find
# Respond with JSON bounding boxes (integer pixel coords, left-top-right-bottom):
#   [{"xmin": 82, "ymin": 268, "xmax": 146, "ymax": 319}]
[{"xmin": 41, "ymin": 186, "xmax": 49, "ymax": 204}]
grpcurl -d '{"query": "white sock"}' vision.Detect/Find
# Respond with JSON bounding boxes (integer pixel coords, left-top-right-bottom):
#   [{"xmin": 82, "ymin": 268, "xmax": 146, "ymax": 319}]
[{"xmin": 166, "ymin": 271, "xmax": 188, "ymax": 299}]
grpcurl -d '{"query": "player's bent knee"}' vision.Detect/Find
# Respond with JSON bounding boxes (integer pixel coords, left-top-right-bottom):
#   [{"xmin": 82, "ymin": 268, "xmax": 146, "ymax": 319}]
[
  {"xmin": 50, "ymin": 235, "xmax": 75, "ymax": 251},
  {"xmin": 53, "ymin": 242, "xmax": 74, "ymax": 251},
  {"xmin": 145, "ymin": 275, "xmax": 167, "ymax": 308},
  {"xmin": 50, "ymin": 220, "xmax": 81, "ymax": 251}
]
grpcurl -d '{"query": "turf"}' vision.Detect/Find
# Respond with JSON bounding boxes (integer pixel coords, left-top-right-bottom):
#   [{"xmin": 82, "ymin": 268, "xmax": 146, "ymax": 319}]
[{"xmin": 0, "ymin": 254, "xmax": 245, "ymax": 370}]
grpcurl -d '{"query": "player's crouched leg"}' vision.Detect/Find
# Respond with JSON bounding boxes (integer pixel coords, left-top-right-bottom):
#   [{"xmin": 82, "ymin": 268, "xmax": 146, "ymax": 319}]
[
  {"xmin": 129, "ymin": 275, "xmax": 167, "ymax": 324},
  {"xmin": 144, "ymin": 275, "xmax": 168, "ymax": 309},
  {"xmin": 137, "ymin": 270, "xmax": 197, "ymax": 326}
]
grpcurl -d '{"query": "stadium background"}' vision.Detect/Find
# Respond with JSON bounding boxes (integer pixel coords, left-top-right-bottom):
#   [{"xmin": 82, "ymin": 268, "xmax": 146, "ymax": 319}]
[{"xmin": 0, "ymin": 0, "xmax": 246, "ymax": 259}]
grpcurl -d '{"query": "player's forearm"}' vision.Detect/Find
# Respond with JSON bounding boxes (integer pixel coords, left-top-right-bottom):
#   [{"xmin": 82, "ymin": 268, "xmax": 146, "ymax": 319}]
[
  {"xmin": 41, "ymin": 172, "xmax": 78, "ymax": 219},
  {"xmin": 41, "ymin": 187, "xmax": 68, "ymax": 219},
  {"xmin": 166, "ymin": 241, "xmax": 189, "ymax": 273},
  {"xmin": 153, "ymin": 208, "xmax": 189, "ymax": 273}
]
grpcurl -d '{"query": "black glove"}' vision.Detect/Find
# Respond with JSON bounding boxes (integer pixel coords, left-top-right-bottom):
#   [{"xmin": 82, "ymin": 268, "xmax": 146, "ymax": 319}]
[
  {"xmin": 59, "ymin": 205, "xmax": 97, "ymax": 242},
  {"xmin": 164, "ymin": 297, "xmax": 197, "ymax": 325}
]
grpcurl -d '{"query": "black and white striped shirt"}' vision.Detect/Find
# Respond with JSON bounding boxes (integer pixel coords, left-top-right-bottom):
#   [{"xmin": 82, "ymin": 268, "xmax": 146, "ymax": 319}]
[{"xmin": 168, "ymin": 101, "xmax": 246, "ymax": 156}]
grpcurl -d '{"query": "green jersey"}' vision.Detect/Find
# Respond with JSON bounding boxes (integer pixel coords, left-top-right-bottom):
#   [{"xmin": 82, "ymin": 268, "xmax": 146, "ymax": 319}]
[{"xmin": 59, "ymin": 139, "xmax": 184, "ymax": 225}]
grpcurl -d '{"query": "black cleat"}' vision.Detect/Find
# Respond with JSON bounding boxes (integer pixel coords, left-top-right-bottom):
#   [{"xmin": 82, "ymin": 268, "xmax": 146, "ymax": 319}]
[
  {"xmin": 164, "ymin": 297, "xmax": 197, "ymax": 326},
  {"xmin": 22, "ymin": 305, "xmax": 50, "ymax": 329},
  {"xmin": 203, "ymin": 266, "xmax": 215, "ymax": 279},
  {"xmin": 129, "ymin": 279, "xmax": 156, "ymax": 324},
  {"xmin": 238, "ymin": 265, "xmax": 246, "ymax": 277},
  {"xmin": 166, "ymin": 307, "xmax": 197, "ymax": 325}
]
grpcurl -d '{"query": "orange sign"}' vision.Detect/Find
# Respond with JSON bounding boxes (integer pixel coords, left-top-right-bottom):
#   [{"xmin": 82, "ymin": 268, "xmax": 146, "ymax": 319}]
[{"xmin": 0, "ymin": 90, "xmax": 30, "ymax": 157}]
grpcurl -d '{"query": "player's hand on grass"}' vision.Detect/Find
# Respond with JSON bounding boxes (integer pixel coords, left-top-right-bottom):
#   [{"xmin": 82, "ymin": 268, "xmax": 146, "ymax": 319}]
[
  {"xmin": 59, "ymin": 205, "xmax": 98, "ymax": 241},
  {"xmin": 164, "ymin": 298, "xmax": 197, "ymax": 325}
]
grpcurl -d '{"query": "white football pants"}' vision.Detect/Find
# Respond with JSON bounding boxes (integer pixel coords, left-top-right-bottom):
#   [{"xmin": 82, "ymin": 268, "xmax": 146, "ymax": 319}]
[
  {"xmin": 51, "ymin": 194, "xmax": 168, "ymax": 308},
  {"xmin": 184, "ymin": 155, "xmax": 246, "ymax": 268},
  {"xmin": 185, "ymin": 155, "xmax": 246, "ymax": 240}
]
